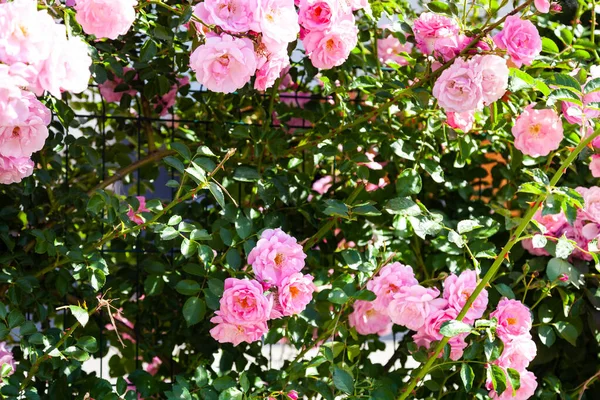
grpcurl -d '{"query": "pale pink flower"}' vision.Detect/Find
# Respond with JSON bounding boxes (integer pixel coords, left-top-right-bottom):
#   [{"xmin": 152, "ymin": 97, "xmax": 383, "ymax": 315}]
[
  {"xmin": 0, "ymin": 343, "xmax": 15, "ymax": 376},
  {"xmin": 412, "ymin": 12, "xmax": 460, "ymax": 55},
  {"xmin": 488, "ymin": 369, "xmax": 538, "ymax": 400},
  {"xmin": 357, "ymin": 147, "xmax": 387, "ymax": 170},
  {"xmin": 443, "ymin": 269, "xmax": 488, "ymax": 323},
  {"xmin": 255, "ymin": 46, "xmax": 291, "ymax": 91},
  {"xmin": 413, "ymin": 307, "xmax": 468, "ymax": 361},
  {"xmin": 75, "ymin": 0, "xmax": 137, "ymax": 40},
  {"xmin": 216, "ymin": 278, "xmax": 273, "ymax": 325},
  {"xmin": 473, "ymin": 54, "xmax": 509, "ymax": 105},
  {"xmin": 0, "ymin": 92, "xmax": 51, "ymax": 158},
  {"xmin": 98, "ymin": 67, "xmax": 137, "ymax": 103},
  {"xmin": 349, "ymin": 300, "xmax": 392, "ymax": 336},
  {"xmin": 563, "ymin": 222, "xmax": 593, "ymax": 261},
  {"xmin": 433, "ymin": 34, "xmax": 470, "ymax": 62},
  {"xmin": 446, "ymin": 110, "xmax": 475, "ymax": 132},
  {"xmin": 298, "ymin": 0, "xmax": 343, "ymax": 31},
  {"xmin": 303, "ymin": 19, "xmax": 358, "ymax": 69},
  {"xmin": 348, "ymin": 0, "xmax": 369, "ymax": 10},
  {"xmin": 495, "ymin": 335, "xmax": 537, "ymax": 371},
  {"xmin": 535, "ymin": 0, "xmax": 551, "ymax": 13},
  {"xmin": 364, "ymin": 176, "xmax": 390, "ymax": 192},
  {"xmin": 522, "ymin": 208, "xmax": 568, "ymax": 256},
  {"xmin": 377, "ymin": 35, "xmax": 413, "ymax": 66},
  {"xmin": 489, "ymin": 298, "xmax": 532, "ymax": 342},
  {"xmin": 493, "ymin": 15, "xmax": 542, "ymax": 67},
  {"xmin": 0, "ymin": 155, "xmax": 34, "ymax": 184},
  {"xmin": 156, "ymin": 76, "xmax": 190, "ymax": 116},
  {"xmin": 388, "ymin": 285, "xmax": 446, "ymax": 331},
  {"xmin": 367, "ymin": 262, "xmax": 418, "ymax": 312},
  {"xmin": 190, "ymin": 34, "xmax": 257, "ymax": 94},
  {"xmin": 561, "ymin": 70, "xmax": 600, "ymax": 125},
  {"xmin": 145, "ymin": 356, "xmax": 162, "ymax": 376},
  {"xmin": 255, "ymin": 0, "xmax": 300, "ymax": 45},
  {"xmin": 432, "ymin": 57, "xmax": 483, "ymax": 113},
  {"xmin": 576, "ymin": 186, "xmax": 600, "ymax": 225},
  {"xmin": 210, "ymin": 316, "xmax": 268, "ymax": 345},
  {"xmin": 193, "ymin": 0, "xmax": 257, "ymax": 33},
  {"xmin": 312, "ymin": 175, "xmax": 334, "ymax": 194},
  {"xmin": 278, "ymin": 273, "xmax": 315, "ymax": 316},
  {"xmin": 247, "ymin": 228, "xmax": 307, "ymax": 286},
  {"xmin": 512, "ymin": 105, "xmax": 563, "ymax": 157},
  {"xmin": 127, "ymin": 196, "xmax": 150, "ymax": 225}
]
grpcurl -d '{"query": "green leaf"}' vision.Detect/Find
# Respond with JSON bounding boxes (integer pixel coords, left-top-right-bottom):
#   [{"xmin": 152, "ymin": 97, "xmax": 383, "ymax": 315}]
[
  {"xmin": 332, "ymin": 366, "xmax": 354, "ymax": 394},
  {"xmin": 457, "ymin": 219, "xmax": 482, "ymax": 234},
  {"xmin": 532, "ymin": 234, "xmax": 547, "ymax": 249},
  {"xmin": 553, "ymin": 321, "xmax": 578, "ymax": 346},
  {"xmin": 68, "ymin": 306, "xmax": 89, "ymax": 328},
  {"xmin": 208, "ymin": 182, "xmax": 226, "ymax": 209},
  {"xmin": 161, "ymin": 227, "xmax": 179, "ymax": 240},
  {"xmin": 547, "ymin": 257, "xmax": 582, "ymax": 288},
  {"xmin": 183, "ymin": 297, "xmax": 206, "ymax": 327},
  {"xmin": 171, "ymin": 142, "xmax": 191, "ymax": 161},
  {"xmin": 538, "ymin": 325, "xmax": 556, "ymax": 347},
  {"xmin": 117, "ymin": 377, "xmax": 127, "ymax": 396},
  {"xmin": 460, "ymin": 364, "xmax": 474, "ymax": 392},
  {"xmin": 164, "ymin": 156, "xmax": 185, "ymax": 174},
  {"xmin": 168, "ymin": 215, "xmax": 182, "ymax": 226},
  {"xmin": 494, "ymin": 283, "xmax": 515, "ymax": 300},
  {"xmin": 538, "ymin": 303, "xmax": 554, "ymax": 323},
  {"xmin": 396, "ymin": 169, "xmax": 422, "ymax": 196},
  {"xmin": 328, "ymin": 288, "xmax": 349, "ymax": 304},
  {"xmin": 175, "ymin": 280, "xmax": 201, "ymax": 295},
  {"xmin": 555, "ymin": 236, "xmax": 575, "ymax": 259},
  {"xmin": 352, "ymin": 204, "xmax": 381, "ymax": 216},
  {"xmin": 233, "ymin": 166, "xmax": 260, "ymax": 182},
  {"xmin": 193, "ymin": 365, "xmax": 209, "ymax": 387},
  {"xmin": 585, "ymin": 77, "xmax": 600, "ymax": 94},
  {"xmin": 235, "ymin": 216, "xmax": 252, "ymax": 239},
  {"xmin": 384, "ymin": 197, "xmax": 421, "ymax": 216},
  {"xmin": 145, "ymin": 275, "xmax": 164, "ymax": 296},
  {"xmin": 484, "ymin": 338, "xmax": 504, "ymax": 361},
  {"xmin": 427, "ymin": 1, "xmax": 451, "ymax": 14},
  {"xmin": 507, "ymin": 368, "xmax": 521, "ymax": 395},
  {"xmin": 218, "ymin": 388, "xmax": 243, "ymax": 400},
  {"xmin": 191, "ymin": 229, "xmax": 212, "ymax": 241},
  {"xmin": 548, "ymin": 74, "xmax": 581, "ymax": 93},
  {"xmin": 490, "ymin": 364, "xmax": 507, "ymax": 396},
  {"xmin": 323, "ymin": 199, "xmax": 349, "ymax": 218},
  {"xmin": 181, "ymin": 238, "xmax": 197, "ymax": 258},
  {"xmin": 77, "ymin": 336, "xmax": 98, "ymax": 353},
  {"xmin": 225, "ymin": 248, "xmax": 241, "ymax": 270},
  {"xmin": 541, "ymin": 37, "xmax": 559, "ymax": 53},
  {"xmin": 186, "ymin": 162, "xmax": 207, "ymax": 184},
  {"xmin": 439, "ymin": 320, "xmax": 472, "ymax": 337}
]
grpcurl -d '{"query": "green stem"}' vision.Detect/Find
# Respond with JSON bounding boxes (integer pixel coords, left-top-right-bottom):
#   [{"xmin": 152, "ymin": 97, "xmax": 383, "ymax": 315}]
[{"xmin": 397, "ymin": 127, "xmax": 600, "ymax": 400}]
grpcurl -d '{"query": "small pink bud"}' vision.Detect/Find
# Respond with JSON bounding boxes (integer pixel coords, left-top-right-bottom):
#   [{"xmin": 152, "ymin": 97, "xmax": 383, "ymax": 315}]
[
  {"xmin": 559, "ymin": 273, "xmax": 569, "ymax": 282},
  {"xmin": 550, "ymin": 2, "xmax": 562, "ymax": 12},
  {"xmin": 287, "ymin": 391, "xmax": 299, "ymax": 400}
]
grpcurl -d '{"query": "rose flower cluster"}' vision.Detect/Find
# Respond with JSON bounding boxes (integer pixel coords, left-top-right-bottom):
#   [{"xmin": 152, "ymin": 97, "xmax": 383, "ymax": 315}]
[
  {"xmin": 189, "ymin": 0, "xmax": 368, "ymax": 94},
  {"xmin": 349, "ymin": 263, "xmax": 537, "ymax": 398},
  {"xmin": 210, "ymin": 228, "xmax": 315, "ymax": 345},
  {"xmin": 0, "ymin": 0, "xmax": 91, "ymax": 185}
]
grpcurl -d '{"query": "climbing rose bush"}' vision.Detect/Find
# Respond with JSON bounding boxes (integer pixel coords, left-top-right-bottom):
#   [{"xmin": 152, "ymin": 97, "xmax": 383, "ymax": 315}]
[{"xmin": 2, "ymin": 0, "xmax": 600, "ymax": 399}]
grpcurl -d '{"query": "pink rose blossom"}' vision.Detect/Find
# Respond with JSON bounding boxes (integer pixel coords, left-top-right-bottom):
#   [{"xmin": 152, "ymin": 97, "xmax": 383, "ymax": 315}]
[
  {"xmin": 278, "ymin": 273, "xmax": 315, "ymax": 316},
  {"xmin": 535, "ymin": 0, "xmax": 551, "ymax": 13},
  {"xmin": 443, "ymin": 269, "xmax": 488, "ymax": 323},
  {"xmin": 98, "ymin": 67, "xmax": 137, "ymax": 103},
  {"xmin": 433, "ymin": 34, "xmax": 470, "ymax": 62},
  {"xmin": 303, "ymin": 19, "xmax": 358, "ymax": 69},
  {"xmin": 312, "ymin": 175, "xmax": 334, "ymax": 194},
  {"xmin": 127, "ymin": 196, "xmax": 150, "ymax": 225},
  {"xmin": 377, "ymin": 35, "xmax": 413, "ymax": 66},
  {"xmin": 563, "ymin": 223, "xmax": 593, "ymax": 261},
  {"xmin": 488, "ymin": 369, "xmax": 538, "ymax": 400},
  {"xmin": 522, "ymin": 208, "xmax": 568, "ymax": 256},
  {"xmin": 255, "ymin": 46, "xmax": 291, "ymax": 91},
  {"xmin": 388, "ymin": 285, "xmax": 446, "ymax": 331},
  {"xmin": 0, "ymin": 155, "xmax": 34, "ymax": 184},
  {"xmin": 558, "ymin": 273, "xmax": 569, "ymax": 282},
  {"xmin": 216, "ymin": 278, "xmax": 273, "ymax": 325},
  {"xmin": 576, "ymin": 186, "xmax": 600, "ymax": 225},
  {"xmin": 512, "ymin": 105, "xmax": 563, "ymax": 157},
  {"xmin": 473, "ymin": 54, "xmax": 509, "ymax": 105},
  {"xmin": 412, "ymin": 12, "xmax": 460, "ymax": 55},
  {"xmin": 489, "ymin": 298, "xmax": 532, "ymax": 341},
  {"xmin": 298, "ymin": 0, "xmax": 340, "ymax": 31},
  {"xmin": 366, "ymin": 262, "xmax": 418, "ymax": 312},
  {"xmin": 75, "ymin": 0, "xmax": 137, "ymax": 40},
  {"xmin": 0, "ymin": 91, "xmax": 51, "ymax": 158},
  {"xmin": 287, "ymin": 390, "xmax": 299, "ymax": 400},
  {"xmin": 446, "ymin": 110, "xmax": 475, "ymax": 132},
  {"xmin": 561, "ymin": 69, "xmax": 600, "ymax": 125},
  {"xmin": 0, "ymin": 343, "xmax": 15, "ymax": 376},
  {"xmin": 432, "ymin": 57, "xmax": 483, "ymax": 113},
  {"xmin": 495, "ymin": 335, "xmax": 537, "ymax": 371},
  {"xmin": 145, "ymin": 356, "xmax": 162, "ymax": 376},
  {"xmin": 255, "ymin": 0, "xmax": 300, "ymax": 45},
  {"xmin": 210, "ymin": 315, "xmax": 269, "ymax": 345},
  {"xmin": 247, "ymin": 228, "xmax": 307, "ymax": 286},
  {"xmin": 193, "ymin": 0, "xmax": 257, "ymax": 33},
  {"xmin": 413, "ymin": 307, "xmax": 468, "ymax": 361},
  {"xmin": 156, "ymin": 76, "xmax": 190, "ymax": 116},
  {"xmin": 493, "ymin": 15, "xmax": 542, "ymax": 67},
  {"xmin": 190, "ymin": 34, "xmax": 257, "ymax": 94},
  {"xmin": 348, "ymin": 300, "xmax": 392, "ymax": 336}
]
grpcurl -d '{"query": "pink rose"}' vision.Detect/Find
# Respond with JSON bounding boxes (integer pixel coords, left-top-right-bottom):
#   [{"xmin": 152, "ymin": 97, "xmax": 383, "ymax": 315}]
[
  {"xmin": 75, "ymin": 0, "xmax": 137, "ymax": 40},
  {"xmin": 255, "ymin": 0, "xmax": 300, "ymax": 45},
  {"xmin": 303, "ymin": 19, "xmax": 358, "ymax": 69},
  {"xmin": 287, "ymin": 390, "xmax": 299, "ymax": 400},
  {"xmin": 388, "ymin": 285, "xmax": 446, "ymax": 331},
  {"xmin": 216, "ymin": 278, "xmax": 273, "ymax": 325},
  {"xmin": 495, "ymin": 335, "xmax": 537, "ymax": 372},
  {"xmin": 493, "ymin": 15, "xmax": 542, "ymax": 67},
  {"xmin": 576, "ymin": 186, "xmax": 600, "ymax": 225},
  {"xmin": 156, "ymin": 76, "xmax": 190, "ymax": 116},
  {"xmin": 433, "ymin": 34, "xmax": 470, "ymax": 62},
  {"xmin": 98, "ymin": 67, "xmax": 137, "ymax": 103},
  {"xmin": 312, "ymin": 175, "xmax": 334, "ymax": 194},
  {"xmin": 446, "ymin": 110, "xmax": 475, "ymax": 132},
  {"xmin": 0, "ymin": 91, "xmax": 50, "ymax": 158},
  {"xmin": 512, "ymin": 105, "xmax": 563, "ymax": 157},
  {"xmin": 561, "ymin": 70, "xmax": 600, "ymax": 125},
  {"xmin": 210, "ymin": 316, "xmax": 269, "ymax": 346},
  {"xmin": 366, "ymin": 262, "xmax": 418, "ymax": 312},
  {"xmin": 0, "ymin": 342, "xmax": 15, "ymax": 376},
  {"xmin": 0, "ymin": 155, "xmax": 33, "ymax": 185},
  {"xmin": 522, "ymin": 209, "xmax": 568, "ymax": 256},
  {"xmin": 412, "ymin": 12, "xmax": 459, "ymax": 55},
  {"xmin": 193, "ymin": 0, "xmax": 257, "ymax": 33},
  {"xmin": 278, "ymin": 273, "xmax": 315, "ymax": 316},
  {"xmin": 489, "ymin": 298, "xmax": 532, "ymax": 342},
  {"xmin": 590, "ymin": 154, "xmax": 600, "ymax": 178},
  {"xmin": 127, "ymin": 196, "xmax": 151, "ymax": 225},
  {"xmin": 254, "ymin": 46, "xmax": 291, "ymax": 91},
  {"xmin": 377, "ymin": 35, "xmax": 413, "ymax": 66},
  {"xmin": 443, "ymin": 269, "xmax": 488, "ymax": 323},
  {"xmin": 413, "ymin": 307, "xmax": 468, "ymax": 361},
  {"xmin": 145, "ymin": 356, "xmax": 162, "ymax": 376},
  {"xmin": 298, "ymin": 0, "xmax": 341, "ymax": 31},
  {"xmin": 348, "ymin": 300, "xmax": 392, "ymax": 336},
  {"xmin": 432, "ymin": 57, "xmax": 483, "ymax": 113},
  {"xmin": 488, "ymin": 369, "xmax": 538, "ymax": 400},
  {"xmin": 247, "ymin": 228, "xmax": 307, "ymax": 286},
  {"xmin": 563, "ymin": 222, "xmax": 593, "ymax": 261},
  {"xmin": 535, "ymin": 0, "xmax": 551, "ymax": 13},
  {"xmin": 190, "ymin": 34, "xmax": 257, "ymax": 94},
  {"xmin": 472, "ymin": 54, "xmax": 509, "ymax": 105}
]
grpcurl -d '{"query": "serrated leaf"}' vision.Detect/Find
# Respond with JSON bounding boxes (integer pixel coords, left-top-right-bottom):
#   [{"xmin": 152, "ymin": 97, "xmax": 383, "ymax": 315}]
[
  {"xmin": 440, "ymin": 320, "xmax": 472, "ymax": 337},
  {"xmin": 332, "ymin": 366, "xmax": 354, "ymax": 394}
]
